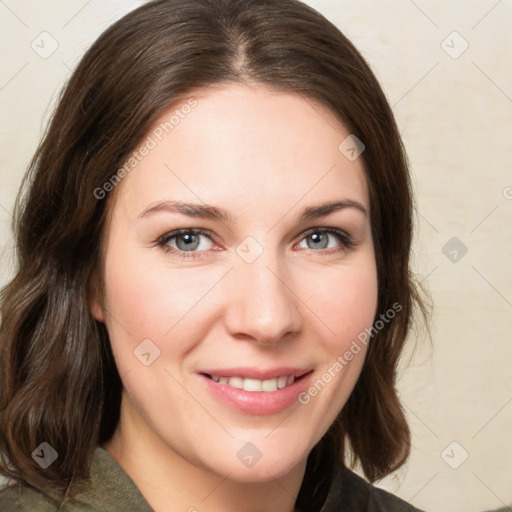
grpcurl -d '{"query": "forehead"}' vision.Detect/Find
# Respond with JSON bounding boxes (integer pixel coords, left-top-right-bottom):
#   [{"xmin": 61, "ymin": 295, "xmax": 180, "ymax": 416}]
[{"xmin": 112, "ymin": 84, "xmax": 369, "ymax": 218}]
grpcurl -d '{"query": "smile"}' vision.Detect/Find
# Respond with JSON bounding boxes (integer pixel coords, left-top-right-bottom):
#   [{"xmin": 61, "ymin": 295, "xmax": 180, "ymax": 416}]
[
  {"xmin": 205, "ymin": 374, "xmax": 296, "ymax": 392},
  {"xmin": 198, "ymin": 368, "xmax": 313, "ymax": 415}
]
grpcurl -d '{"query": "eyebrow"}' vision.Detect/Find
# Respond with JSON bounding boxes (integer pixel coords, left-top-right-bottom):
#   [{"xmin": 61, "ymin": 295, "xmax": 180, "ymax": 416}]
[{"xmin": 137, "ymin": 199, "xmax": 368, "ymax": 222}]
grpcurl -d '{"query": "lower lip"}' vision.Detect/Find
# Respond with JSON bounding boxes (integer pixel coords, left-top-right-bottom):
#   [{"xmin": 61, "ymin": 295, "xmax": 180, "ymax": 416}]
[{"xmin": 199, "ymin": 373, "xmax": 312, "ymax": 415}]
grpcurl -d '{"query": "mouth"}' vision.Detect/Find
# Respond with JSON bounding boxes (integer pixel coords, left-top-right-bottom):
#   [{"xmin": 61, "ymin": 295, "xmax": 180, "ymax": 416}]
[
  {"xmin": 201, "ymin": 371, "xmax": 311, "ymax": 392},
  {"xmin": 197, "ymin": 367, "xmax": 313, "ymax": 415}
]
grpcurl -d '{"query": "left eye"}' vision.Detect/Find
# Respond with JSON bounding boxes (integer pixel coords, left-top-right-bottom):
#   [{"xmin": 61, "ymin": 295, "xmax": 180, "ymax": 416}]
[{"xmin": 296, "ymin": 229, "xmax": 350, "ymax": 251}]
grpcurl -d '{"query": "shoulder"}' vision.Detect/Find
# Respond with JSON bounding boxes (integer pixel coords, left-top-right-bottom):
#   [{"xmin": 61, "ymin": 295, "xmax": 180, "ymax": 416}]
[
  {"xmin": 0, "ymin": 481, "xmax": 58, "ymax": 511},
  {"xmin": 321, "ymin": 464, "xmax": 425, "ymax": 512},
  {"xmin": 0, "ymin": 447, "xmax": 153, "ymax": 511}
]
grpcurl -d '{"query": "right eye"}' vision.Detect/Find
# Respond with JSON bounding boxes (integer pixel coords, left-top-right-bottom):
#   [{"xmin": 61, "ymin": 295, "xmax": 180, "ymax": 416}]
[{"xmin": 156, "ymin": 228, "xmax": 216, "ymax": 259}]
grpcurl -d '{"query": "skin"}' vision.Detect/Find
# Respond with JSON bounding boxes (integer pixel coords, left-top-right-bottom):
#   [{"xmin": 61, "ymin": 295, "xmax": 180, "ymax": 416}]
[{"xmin": 91, "ymin": 83, "xmax": 378, "ymax": 512}]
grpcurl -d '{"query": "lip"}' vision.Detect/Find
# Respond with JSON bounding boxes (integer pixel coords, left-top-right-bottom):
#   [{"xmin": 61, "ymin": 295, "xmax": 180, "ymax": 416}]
[
  {"xmin": 197, "ymin": 367, "xmax": 314, "ymax": 415},
  {"xmin": 199, "ymin": 366, "xmax": 311, "ymax": 380}
]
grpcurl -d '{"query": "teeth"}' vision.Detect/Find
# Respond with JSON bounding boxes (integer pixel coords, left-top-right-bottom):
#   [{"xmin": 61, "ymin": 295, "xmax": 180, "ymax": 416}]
[
  {"xmin": 262, "ymin": 379, "xmax": 278, "ymax": 392},
  {"xmin": 243, "ymin": 378, "xmax": 261, "ymax": 391},
  {"xmin": 210, "ymin": 375, "xmax": 297, "ymax": 392},
  {"xmin": 228, "ymin": 376, "xmax": 243, "ymax": 389}
]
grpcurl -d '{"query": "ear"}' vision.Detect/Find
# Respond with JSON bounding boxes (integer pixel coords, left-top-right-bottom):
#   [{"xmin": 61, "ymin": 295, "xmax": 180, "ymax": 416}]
[{"xmin": 88, "ymin": 273, "xmax": 105, "ymax": 323}]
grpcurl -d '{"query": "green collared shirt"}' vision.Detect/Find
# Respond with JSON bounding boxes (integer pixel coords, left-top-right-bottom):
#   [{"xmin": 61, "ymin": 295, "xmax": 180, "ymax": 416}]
[{"xmin": 0, "ymin": 447, "xmax": 424, "ymax": 511}]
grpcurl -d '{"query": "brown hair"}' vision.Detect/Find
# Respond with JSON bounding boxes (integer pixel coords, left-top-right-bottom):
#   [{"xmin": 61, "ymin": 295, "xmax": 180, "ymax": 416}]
[{"xmin": 0, "ymin": 0, "xmax": 429, "ymax": 508}]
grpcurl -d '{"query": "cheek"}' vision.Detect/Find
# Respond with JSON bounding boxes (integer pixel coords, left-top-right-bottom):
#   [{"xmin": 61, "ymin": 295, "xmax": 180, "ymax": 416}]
[
  {"xmin": 301, "ymin": 258, "xmax": 378, "ymax": 353},
  {"xmin": 101, "ymin": 242, "xmax": 214, "ymax": 340},
  {"xmin": 293, "ymin": 257, "xmax": 378, "ymax": 441}
]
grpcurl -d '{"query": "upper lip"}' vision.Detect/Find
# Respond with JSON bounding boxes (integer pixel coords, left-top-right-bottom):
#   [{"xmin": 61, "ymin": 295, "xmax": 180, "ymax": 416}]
[{"xmin": 199, "ymin": 367, "xmax": 312, "ymax": 380}]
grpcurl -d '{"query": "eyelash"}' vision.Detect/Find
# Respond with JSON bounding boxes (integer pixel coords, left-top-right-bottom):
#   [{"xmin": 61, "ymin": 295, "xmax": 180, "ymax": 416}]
[{"xmin": 155, "ymin": 227, "xmax": 355, "ymax": 260}]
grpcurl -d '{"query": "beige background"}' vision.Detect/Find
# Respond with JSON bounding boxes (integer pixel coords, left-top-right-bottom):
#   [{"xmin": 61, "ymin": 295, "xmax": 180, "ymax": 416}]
[{"xmin": 0, "ymin": 1, "xmax": 511, "ymax": 511}]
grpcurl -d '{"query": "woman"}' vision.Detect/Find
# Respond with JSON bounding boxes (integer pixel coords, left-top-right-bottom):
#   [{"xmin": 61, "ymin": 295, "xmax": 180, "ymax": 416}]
[{"xmin": 0, "ymin": 0, "xmax": 429, "ymax": 510}]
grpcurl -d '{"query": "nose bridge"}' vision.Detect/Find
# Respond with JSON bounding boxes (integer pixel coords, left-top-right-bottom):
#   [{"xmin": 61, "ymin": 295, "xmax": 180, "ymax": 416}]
[{"xmin": 225, "ymin": 241, "xmax": 302, "ymax": 344}]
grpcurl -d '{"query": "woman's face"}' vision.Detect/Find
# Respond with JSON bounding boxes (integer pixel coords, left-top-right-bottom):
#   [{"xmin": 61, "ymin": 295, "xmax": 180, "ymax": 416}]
[{"xmin": 92, "ymin": 84, "xmax": 378, "ymax": 481}]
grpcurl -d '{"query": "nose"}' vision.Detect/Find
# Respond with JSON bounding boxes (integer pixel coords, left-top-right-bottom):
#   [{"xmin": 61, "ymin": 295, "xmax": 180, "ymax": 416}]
[{"xmin": 223, "ymin": 251, "xmax": 303, "ymax": 346}]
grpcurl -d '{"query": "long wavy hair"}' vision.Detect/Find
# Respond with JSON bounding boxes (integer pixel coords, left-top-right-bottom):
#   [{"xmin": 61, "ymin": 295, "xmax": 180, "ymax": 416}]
[{"xmin": 0, "ymin": 0, "xmax": 429, "ymax": 509}]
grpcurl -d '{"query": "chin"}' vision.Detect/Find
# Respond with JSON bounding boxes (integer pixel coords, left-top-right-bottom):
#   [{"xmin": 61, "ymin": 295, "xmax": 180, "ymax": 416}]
[
  {"xmin": 203, "ymin": 437, "xmax": 310, "ymax": 483},
  {"xmin": 221, "ymin": 459, "xmax": 304, "ymax": 484}
]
